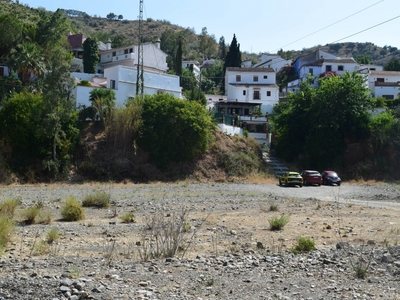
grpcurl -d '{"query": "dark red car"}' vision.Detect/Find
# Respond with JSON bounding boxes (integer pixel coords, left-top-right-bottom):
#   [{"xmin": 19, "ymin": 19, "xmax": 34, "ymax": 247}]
[
  {"xmin": 321, "ymin": 170, "xmax": 341, "ymax": 186},
  {"xmin": 301, "ymin": 170, "xmax": 322, "ymax": 186}
]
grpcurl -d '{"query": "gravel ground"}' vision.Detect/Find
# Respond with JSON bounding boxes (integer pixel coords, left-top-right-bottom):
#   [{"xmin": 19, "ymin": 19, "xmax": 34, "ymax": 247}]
[{"xmin": 0, "ymin": 182, "xmax": 399, "ymax": 300}]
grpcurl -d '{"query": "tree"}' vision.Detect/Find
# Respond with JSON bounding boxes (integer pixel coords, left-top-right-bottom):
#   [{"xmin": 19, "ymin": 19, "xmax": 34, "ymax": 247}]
[
  {"xmin": 354, "ymin": 55, "xmax": 372, "ymax": 65},
  {"xmin": 174, "ymin": 37, "xmax": 183, "ymax": 77},
  {"xmin": 384, "ymin": 58, "xmax": 400, "ymax": 71},
  {"xmin": 106, "ymin": 12, "xmax": 117, "ymax": 20},
  {"xmin": 224, "ymin": 34, "xmax": 242, "ymax": 70},
  {"xmin": 0, "ymin": 14, "xmax": 24, "ymax": 59},
  {"xmin": 0, "ymin": 92, "xmax": 46, "ymax": 168},
  {"xmin": 89, "ymin": 88, "xmax": 116, "ymax": 124},
  {"xmin": 271, "ymin": 73, "xmax": 373, "ymax": 168},
  {"xmin": 199, "ymin": 27, "xmax": 217, "ymax": 59},
  {"xmin": 218, "ymin": 36, "xmax": 226, "ymax": 60},
  {"xmin": 137, "ymin": 94, "xmax": 214, "ymax": 168},
  {"xmin": 9, "ymin": 42, "xmax": 45, "ymax": 84},
  {"xmin": 83, "ymin": 38, "xmax": 99, "ymax": 74},
  {"xmin": 118, "ymin": 15, "xmax": 123, "ymax": 21}
]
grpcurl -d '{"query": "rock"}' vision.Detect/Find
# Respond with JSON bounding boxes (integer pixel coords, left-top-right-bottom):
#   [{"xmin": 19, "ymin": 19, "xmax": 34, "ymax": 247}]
[{"xmin": 336, "ymin": 242, "xmax": 349, "ymax": 250}]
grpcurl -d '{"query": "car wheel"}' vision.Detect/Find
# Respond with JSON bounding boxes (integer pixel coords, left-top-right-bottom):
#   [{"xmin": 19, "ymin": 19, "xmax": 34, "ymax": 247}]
[
  {"xmin": 299, "ymin": 184, "xmax": 303, "ymax": 187},
  {"xmin": 279, "ymin": 179, "xmax": 282, "ymax": 186}
]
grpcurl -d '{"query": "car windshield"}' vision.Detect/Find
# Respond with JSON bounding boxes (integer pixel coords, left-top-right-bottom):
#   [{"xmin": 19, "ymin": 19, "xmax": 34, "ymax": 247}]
[
  {"xmin": 308, "ymin": 171, "xmax": 320, "ymax": 175},
  {"xmin": 328, "ymin": 172, "xmax": 338, "ymax": 177}
]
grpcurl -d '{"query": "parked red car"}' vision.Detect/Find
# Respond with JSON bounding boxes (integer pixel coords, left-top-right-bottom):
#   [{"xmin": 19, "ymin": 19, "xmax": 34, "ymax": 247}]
[
  {"xmin": 321, "ymin": 170, "xmax": 341, "ymax": 186},
  {"xmin": 301, "ymin": 170, "xmax": 322, "ymax": 186}
]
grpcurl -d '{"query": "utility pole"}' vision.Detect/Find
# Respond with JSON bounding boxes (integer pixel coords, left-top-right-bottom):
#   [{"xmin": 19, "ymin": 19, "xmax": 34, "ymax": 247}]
[{"xmin": 136, "ymin": 0, "xmax": 144, "ymax": 97}]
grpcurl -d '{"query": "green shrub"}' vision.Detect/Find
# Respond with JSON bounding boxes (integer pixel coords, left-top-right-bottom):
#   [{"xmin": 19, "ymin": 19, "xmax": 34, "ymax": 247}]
[
  {"xmin": 37, "ymin": 210, "xmax": 52, "ymax": 224},
  {"xmin": 218, "ymin": 151, "xmax": 261, "ymax": 177},
  {"xmin": 0, "ymin": 216, "xmax": 14, "ymax": 253},
  {"xmin": 46, "ymin": 228, "xmax": 60, "ymax": 244},
  {"xmin": 119, "ymin": 212, "xmax": 135, "ymax": 223},
  {"xmin": 61, "ymin": 196, "xmax": 85, "ymax": 221},
  {"xmin": 22, "ymin": 206, "xmax": 41, "ymax": 225},
  {"xmin": 0, "ymin": 198, "xmax": 21, "ymax": 218},
  {"xmin": 292, "ymin": 236, "xmax": 316, "ymax": 254},
  {"xmin": 268, "ymin": 214, "xmax": 289, "ymax": 231},
  {"xmin": 82, "ymin": 192, "xmax": 110, "ymax": 208},
  {"xmin": 269, "ymin": 204, "xmax": 278, "ymax": 212},
  {"xmin": 138, "ymin": 94, "xmax": 214, "ymax": 168},
  {"xmin": 32, "ymin": 240, "xmax": 50, "ymax": 256}
]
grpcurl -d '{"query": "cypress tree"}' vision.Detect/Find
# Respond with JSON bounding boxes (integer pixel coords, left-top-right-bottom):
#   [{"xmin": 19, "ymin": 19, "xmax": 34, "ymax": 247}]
[
  {"xmin": 83, "ymin": 38, "xmax": 99, "ymax": 74},
  {"xmin": 174, "ymin": 37, "xmax": 183, "ymax": 77},
  {"xmin": 224, "ymin": 34, "xmax": 242, "ymax": 70}
]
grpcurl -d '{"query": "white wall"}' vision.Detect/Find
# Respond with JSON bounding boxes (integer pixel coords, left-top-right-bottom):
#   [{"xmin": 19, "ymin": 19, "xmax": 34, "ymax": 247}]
[
  {"xmin": 100, "ymin": 43, "xmax": 168, "ymax": 72},
  {"xmin": 105, "ymin": 65, "xmax": 182, "ymax": 106},
  {"xmin": 218, "ymin": 124, "xmax": 243, "ymax": 136},
  {"xmin": 225, "ymin": 68, "xmax": 279, "ymax": 114},
  {"xmin": 74, "ymin": 85, "xmax": 95, "ymax": 107}
]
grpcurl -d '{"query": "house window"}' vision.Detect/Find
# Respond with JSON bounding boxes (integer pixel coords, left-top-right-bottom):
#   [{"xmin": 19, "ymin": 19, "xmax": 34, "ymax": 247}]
[
  {"xmin": 110, "ymin": 80, "xmax": 116, "ymax": 89},
  {"xmin": 309, "ymin": 68, "xmax": 313, "ymax": 75},
  {"xmin": 383, "ymin": 95, "xmax": 394, "ymax": 99},
  {"xmin": 376, "ymin": 78, "xmax": 384, "ymax": 82},
  {"xmin": 243, "ymin": 90, "xmax": 246, "ymax": 96},
  {"xmin": 129, "ymin": 48, "xmax": 133, "ymax": 53},
  {"xmin": 338, "ymin": 65, "xmax": 344, "ymax": 71},
  {"xmin": 267, "ymin": 91, "xmax": 271, "ymax": 97},
  {"xmin": 326, "ymin": 65, "xmax": 332, "ymax": 72},
  {"xmin": 236, "ymin": 75, "xmax": 241, "ymax": 82},
  {"xmin": 244, "ymin": 108, "xmax": 249, "ymax": 115},
  {"xmin": 263, "ymin": 75, "xmax": 268, "ymax": 79},
  {"xmin": 253, "ymin": 75, "xmax": 258, "ymax": 82},
  {"xmin": 112, "ymin": 51, "xmax": 116, "ymax": 57},
  {"xmin": 253, "ymin": 90, "xmax": 260, "ymax": 100},
  {"xmin": 124, "ymin": 49, "xmax": 129, "ymax": 54}
]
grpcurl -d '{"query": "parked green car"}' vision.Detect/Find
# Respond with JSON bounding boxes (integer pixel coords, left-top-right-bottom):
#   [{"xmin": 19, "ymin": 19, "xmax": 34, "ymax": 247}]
[{"xmin": 278, "ymin": 171, "xmax": 303, "ymax": 187}]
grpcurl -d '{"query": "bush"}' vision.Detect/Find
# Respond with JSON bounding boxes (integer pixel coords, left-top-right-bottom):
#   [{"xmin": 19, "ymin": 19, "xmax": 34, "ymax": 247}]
[
  {"xmin": 46, "ymin": 228, "xmax": 60, "ymax": 244},
  {"xmin": 61, "ymin": 197, "xmax": 85, "ymax": 221},
  {"xmin": 119, "ymin": 212, "xmax": 135, "ymax": 223},
  {"xmin": 82, "ymin": 192, "xmax": 110, "ymax": 208},
  {"xmin": 292, "ymin": 236, "xmax": 316, "ymax": 254},
  {"xmin": 22, "ymin": 206, "xmax": 41, "ymax": 225},
  {"xmin": 0, "ymin": 198, "xmax": 21, "ymax": 218},
  {"xmin": 269, "ymin": 204, "xmax": 278, "ymax": 212},
  {"xmin": 0, "ymin": 216, "xmax": 14, "ymax": 253},
  {"xmin": 138, "ymin": 94, "xmax": 214, "ymax": 168},
  {"xmin": 268, "ymin": 214, "xmax": 289, "ymax": 231}
]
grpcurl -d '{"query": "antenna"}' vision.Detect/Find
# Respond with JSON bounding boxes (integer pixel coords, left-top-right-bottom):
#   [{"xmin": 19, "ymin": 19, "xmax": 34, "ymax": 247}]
[{"xmin": 136, "ymin": 0, "xmax": 144, "ymax": 97}]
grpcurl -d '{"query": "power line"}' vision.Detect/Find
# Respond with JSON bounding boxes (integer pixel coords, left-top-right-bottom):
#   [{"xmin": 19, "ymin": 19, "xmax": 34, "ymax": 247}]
[
  {"xmin": 280, "ymin": 0, "xmax": 384, "ymax": 49},
  {"xmin": 329, "ymin": 15, "xmax": 400, "ymax": 44}
]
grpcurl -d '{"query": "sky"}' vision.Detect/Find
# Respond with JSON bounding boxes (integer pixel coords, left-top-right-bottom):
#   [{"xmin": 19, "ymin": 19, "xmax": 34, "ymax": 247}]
[{"xmin": 18, "ymin": 0, "xmax": 400, "ymax": 54}]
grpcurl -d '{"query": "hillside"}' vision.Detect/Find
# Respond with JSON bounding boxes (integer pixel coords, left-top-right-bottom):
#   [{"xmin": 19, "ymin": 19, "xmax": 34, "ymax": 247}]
[{"xmin": 2, "ymin": 1, "xmax": 399, "ymax": 66}]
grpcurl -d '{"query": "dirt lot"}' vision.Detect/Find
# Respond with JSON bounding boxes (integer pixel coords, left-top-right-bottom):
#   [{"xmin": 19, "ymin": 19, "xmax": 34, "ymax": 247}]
[{"xmin": 0, "ymin": 181, "xmax": 399, "ymax": 299}]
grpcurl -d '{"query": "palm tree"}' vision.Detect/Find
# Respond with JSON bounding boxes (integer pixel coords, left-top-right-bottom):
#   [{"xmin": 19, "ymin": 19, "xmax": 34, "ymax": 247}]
[
  {"xmin": 9, "ymin": 42, "xmax": 45, "ymax": 84},
  {"xmin": 89, "ymin": 88, "xmax": 116, "ymax": 124}
]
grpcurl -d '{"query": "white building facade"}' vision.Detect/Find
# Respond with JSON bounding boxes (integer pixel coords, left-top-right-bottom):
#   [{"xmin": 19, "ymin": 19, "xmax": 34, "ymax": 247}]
[
  {"xmin": 224, "ymin": 67, "xmax": 279, "ymax": 114},
  {"xmin": 104, "ymin": 65, "xmax": 182, "ymax": 106},
  {"xmin": 368, "ymin": 71, "xmax": 400, "ymax": 99},
  {"xmin": 99, "ymin": 42, "xmax": 168, "ymax": 73}
]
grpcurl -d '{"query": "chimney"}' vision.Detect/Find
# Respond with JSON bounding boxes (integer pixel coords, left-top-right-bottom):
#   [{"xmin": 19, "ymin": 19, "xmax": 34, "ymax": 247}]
[
  {"xmin": 155, "ymin": 39, "xmax": 161, "ymax": 49},
  {"xmin": 106, "ymin": 39, "xmax": 112, "ymax": 50}
]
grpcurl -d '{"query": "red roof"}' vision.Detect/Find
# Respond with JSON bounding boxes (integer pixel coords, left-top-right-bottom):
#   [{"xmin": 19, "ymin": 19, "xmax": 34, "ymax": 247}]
[{"xmin": 68, "ymin": 34, "xmax": 86, "ymax": 50}]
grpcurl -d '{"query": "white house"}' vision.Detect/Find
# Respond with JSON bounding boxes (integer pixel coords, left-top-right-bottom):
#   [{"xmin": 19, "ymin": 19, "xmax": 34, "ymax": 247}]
[
  {"xmin": 254, "ymin": 53, "xmax": 291, "ymax": 72},
  {"xmin": 368, "ymin": 71, "xmax": 400, "ymax": 99},
  {"xmin": 205, "ymin": 94, "xmax": 227, "ymax": 111},
  {"xmin": 224, "ymin": 67, "xmax": 279, "ymax": 114},
  {"xmin": 104, "ymin": 65, "xmax": 182, "ymax": 106},
  {"xmin": 99, "ymin": 42, "xmax": 167, "ymax": 73},
  {"xmin": 287, "ymin": 49, "xmax": 359, "ymax": 91},
  {"xmin": 182, "ymin": 60, "xmax": 201, "ymax": 79}
]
